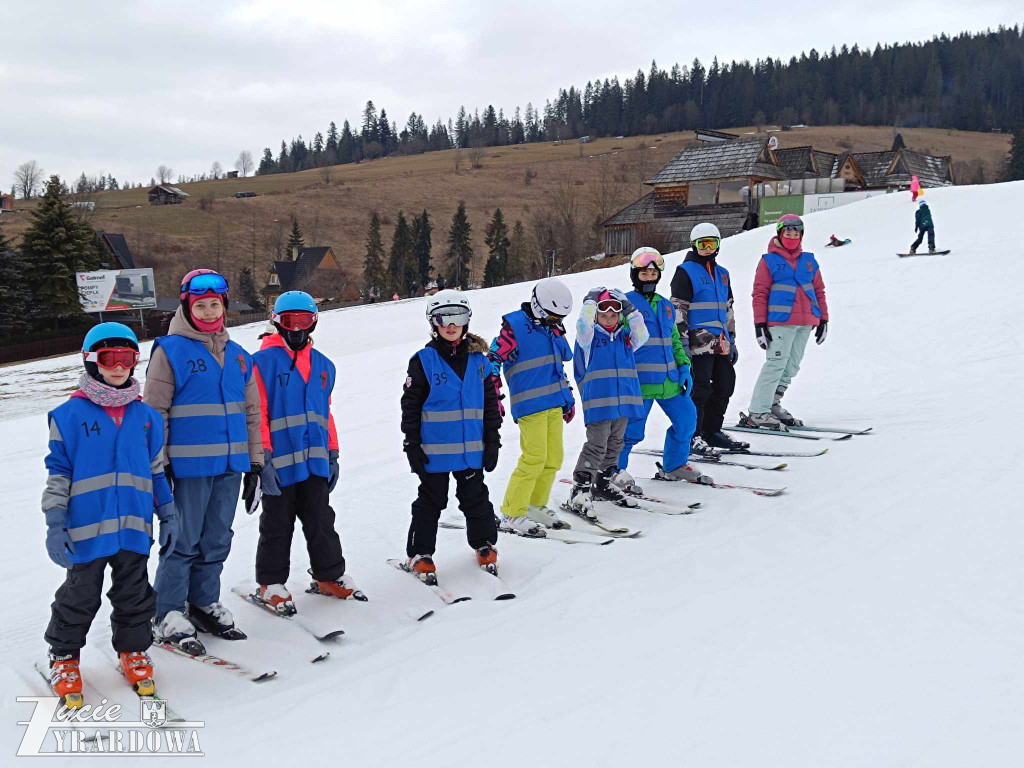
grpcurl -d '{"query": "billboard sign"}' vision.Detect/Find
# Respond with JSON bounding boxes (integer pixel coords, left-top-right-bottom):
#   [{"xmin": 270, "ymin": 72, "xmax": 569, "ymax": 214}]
[{"xmin": 76, "ymin": 268, "xmax": 157, "ymax": 312}]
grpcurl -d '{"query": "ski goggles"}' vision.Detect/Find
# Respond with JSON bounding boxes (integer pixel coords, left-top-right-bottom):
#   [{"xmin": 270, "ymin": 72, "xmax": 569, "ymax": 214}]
[
  {"xmin": 596, "ymin": 298, "xmax": 623, "ymax": 313},
  {"xmin": 84, "ymin": 347, "xmax": 140, "ymax": 369},
  {"xmin": 776, "ymin": 219, "xmax": 804, "ymax": 233},
  {"xmin": 630, "ymin": 251, "xmax": 665, "ymax": 270},
  {"xmin": 273, "ymin": 310, "xmax": 317, "ymax": 331},
  {"xmin": 181, "ymin": 272, "xmax": 229, "ymax": 296},
  {"xmin": 693, "ymin": 237, "xmax": 721, "ymax": 251},
  {"xmin": 430, "ymin": 307, "xmax": 472, "ymax": 327}
]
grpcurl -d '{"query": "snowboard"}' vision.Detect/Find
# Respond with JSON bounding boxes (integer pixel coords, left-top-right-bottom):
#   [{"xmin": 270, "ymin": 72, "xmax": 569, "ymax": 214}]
[
  {"xmin": 897, "ymin": 250, "xmax": 950, "ymax": 258},
  {"xmin": 824, "ymin": 239, "xmax": 851, "ymax": 247}
]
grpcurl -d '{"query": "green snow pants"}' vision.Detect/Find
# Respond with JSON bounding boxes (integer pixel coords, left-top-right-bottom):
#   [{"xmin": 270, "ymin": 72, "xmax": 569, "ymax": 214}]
[{"xmin": 748, "ymin": 324, "xmax": 813, "ymax": 414}]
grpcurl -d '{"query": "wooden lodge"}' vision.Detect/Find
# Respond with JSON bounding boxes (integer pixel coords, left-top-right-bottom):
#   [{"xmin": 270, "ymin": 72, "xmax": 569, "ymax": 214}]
[
  {"xmin": 264, "ymin": 246, "xmax": 344, "ymax": 306},
  {"xmin": 148, "ymin": 185, "xmax": 189, "ymax": 205}
]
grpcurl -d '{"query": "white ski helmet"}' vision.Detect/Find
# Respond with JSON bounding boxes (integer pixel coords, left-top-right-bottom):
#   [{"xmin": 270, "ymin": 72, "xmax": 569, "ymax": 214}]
[
  {"xmin": 425, "ymin": 289, "xmax": 472, "ymax": 336},
  {"xmin": 689, "ymin": 222, "xmax": 721, "ymax": 243},
  {"xmin": 531, "ymin": 277, "xmax": 573, "ymax": 320}
]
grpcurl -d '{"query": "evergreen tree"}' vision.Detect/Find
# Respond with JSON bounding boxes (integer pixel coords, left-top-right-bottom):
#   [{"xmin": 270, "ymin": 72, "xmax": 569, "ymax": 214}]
[
  {"xmin": 339, "ymin": 120, "xmax": 355, "ymax": 164},
  {"xmin": 1005, "ymin": 122, "xmax": 1024, "ymax": 181},
  {"xmin": 286, "ymin": 218, "xmax": 305, "ymax": 256},
  {"xmin": 236, "ymin": 266, "xmax": 264, "ymax": 312},
  {"xmin": 445, "ymin": 201, "xmax": 473, "ymax": 288},
  {"xmin": 362, "ymin": 101, "xmax": 378, "ymax": 143},
  {"xmin": 0, "ymin": 224, "xmax": 31, "ymax": 337},
  {"xmin": 483, "ymin": 208, "xmax": 510, "ymax": 287},
  {"xmin": 363, "ymin": 212, "xmax": 386, "ymax": 299},
  {"xmin": 507, "ymin": 219, "xmax": 529, "ymax": 283},
  {"xmin": 387, "ymin": 211, "xmax": 416, "ymax": 296},
  {"xmin": 412, "ymin": 210, "xmax": 433, "ymax": 285},
  {"xmin": 378, "ymin": 110, "xmax": 392, "ymax": 155},
  {"xmin": 257, "ymin": 147, "xmax": 276, "ymax": 175}
]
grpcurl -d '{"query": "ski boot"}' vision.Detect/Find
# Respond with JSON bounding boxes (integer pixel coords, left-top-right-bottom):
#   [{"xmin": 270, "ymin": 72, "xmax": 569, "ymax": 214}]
[
  {"xmin": 500, "ymin": 513, "xmax": 547, "ymax": 537},
  {"xmin": 771, "ymin": 387, "xmax": 803, "ymax": 427},
  {"xmin": 257, "ymin": 584, "xmax": 296, "ymax": 616},
  {"xmin": 610, "ymin": 468, "xmax": 644, "ymax": 496},
  {"xmin": 741, "ymin": 411, "xmax": 785, "ymax": 430},
  {"xmin": 47, "ymin": 651, "xmax": 83, "ymax": 709},
  {"xmin": 118, "ymin": 651, "xmax": 155, "ymax": 696},
  {"xmin": 189, "ymin": 602, "xmax": 247, "ymax": 639},
  {"xmin": 406, "ymin": 554, "xmax": 438, "ymax": 585},
  {"xmin": 308, "ymin": 573, "xmax": 368, "ymax": 601},
  {"xmin": 564, "ymin": 471, "xmax": 598, "ymax": 521},
  {"xmin": 527, "ymin": 503, "xmax": 570, "ymax": 530},
  {"xmin": 593, "ymin": 468, "xmax": 638, "ymax": 507},
  {"xmin": 475, "ymin": 544, "xmax": 498, "ymax": 576},
  {"xmin": 704, "ymin": 430, "xmax": 750, "ymax": 451},
  {"xmin": 152, "ymin": 610, "xmax": 205, "ymax": 655},
  {"xmin": 690, "ymin": 435, "xmax": 720, "ymax": 457},
  {"xmin": 654, "ymin": 461, "xmax": 714, "ymax": 485}
]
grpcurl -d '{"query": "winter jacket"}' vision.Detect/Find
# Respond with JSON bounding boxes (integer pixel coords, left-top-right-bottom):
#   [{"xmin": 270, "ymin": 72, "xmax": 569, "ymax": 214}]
[
  {"xmin": 253, "ymin": 334, "xmax": 339, "ymax": 487},
  {"xmin": 573, "ymin": 302, "xmax": 647, "ymax": 425},
  {"xmin": 915, "ymin": 204, "xmax": 934, "ymax": 231},
  {"xmin": 43, "ymin": 395, "xmax": 173, "ymax": 564},
  {"xmin": 415, "ymin": 344, "xmax": 489, "ymax": 472},
  {"xmin": 402, "ymin": 334, "xmax": 502, "ymax": 453},
  {"xmin": 752, "ymin": 237, "xmax": 829, "ymax": 327},
  {"xmin": 144, "ymin": 306, "xmax": 263, "ymax": 470},
  {"xmin": 670, "ymin": 250, "xmax": 737, "ymax": 356},
  {"xmin": 626, "ymin": 292, "xmax": 690, "ymax": 400}
]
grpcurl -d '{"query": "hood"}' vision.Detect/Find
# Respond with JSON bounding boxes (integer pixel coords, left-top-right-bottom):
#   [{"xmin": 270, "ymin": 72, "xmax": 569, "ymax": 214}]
[
  {"xmin": 465, "ymin": 332, "xmax": 489, "ymax": 355},
  {"xmin": 168, "ymin": 305, "xmax": 231, "ymax": 354},
  {"xmin": 258, "ymin": 332, "xmax": 316, "ymax": 352}
]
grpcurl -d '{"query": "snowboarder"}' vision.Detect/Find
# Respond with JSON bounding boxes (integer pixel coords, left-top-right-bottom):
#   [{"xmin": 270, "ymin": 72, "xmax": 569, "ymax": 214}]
[
  {"xmin": 145, "ymin": 269, "xmax": 263, "ymax": 653},
  {"xmin": 746, "ymin": 214, "xmax": 829, "ymax": 429},
  {"xmin": 618, "ymin": 246, "xmax": 713, "ymax": 486},
  {"xmin": 827, "ymin": 235, "xmax": 850, "ymax": 247},
  {"xmin": 567, "ymin": 287, "xmax": 648, "ymax": 517},
  {"xmin": 669, "ymin": 225, "xmax": 747, "ymax": 453},
  {"xmin": 42, "ymin": 323, "xmax": 177, "ymax": 706},
  {"xmin": 248, "ymin": 291, "xmax": 357, "ymax": 614},
  {"xmin": 910, "ymin": 199, "xmax": 938, "ymax": 255},
  {"xmin": 401, "ymin": 290, "xmax": 501, "ymax": 578},
  {"xmin": 488, "ymin": 278, "xmax": 575, "ymax": 535}
]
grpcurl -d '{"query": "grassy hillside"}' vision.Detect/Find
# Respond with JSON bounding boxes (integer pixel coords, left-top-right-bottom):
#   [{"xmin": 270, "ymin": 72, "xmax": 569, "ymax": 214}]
[{"xmin": 2, "ymin": 125, "xmax": 1009, "ymax": 299}]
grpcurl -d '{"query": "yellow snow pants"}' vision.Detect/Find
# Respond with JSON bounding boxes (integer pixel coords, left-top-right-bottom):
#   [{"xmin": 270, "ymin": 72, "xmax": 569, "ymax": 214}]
[{"xmin": 500, "ymin": 407, "xmax": 564, "ymax": 518}]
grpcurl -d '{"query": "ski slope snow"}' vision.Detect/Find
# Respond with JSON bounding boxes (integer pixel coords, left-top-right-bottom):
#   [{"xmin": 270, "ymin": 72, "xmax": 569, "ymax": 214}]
[{"xmin": 2, "ymin": 181, "xmax": 1023, "ymax": 766}]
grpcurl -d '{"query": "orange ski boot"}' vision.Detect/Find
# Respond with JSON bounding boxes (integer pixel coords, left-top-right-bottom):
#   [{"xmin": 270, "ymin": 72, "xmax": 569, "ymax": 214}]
[
  {"xmin": 311, "ymin": 574, "xmax": 367, "ymax": 601},
  {"xmin": 476, "ymin": 545, "xmax": 498, "ymax": 575},
  {"xmin": 48, "ymin": 653, "xmax": 83, "ymax": 709},
  {"xmin": 118, "ymin": 651, "xmax": 155, "ymax": 696},
  {"xmin": 258, "ymin": 584, "xmax": 296, "ymax": 615},
  {"xmin": 406, "ymin": 555, "xmax": 437, "ymax": 585}
]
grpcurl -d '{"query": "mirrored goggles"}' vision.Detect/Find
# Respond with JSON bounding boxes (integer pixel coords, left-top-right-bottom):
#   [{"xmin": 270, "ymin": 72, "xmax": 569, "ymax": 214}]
[
  {"xmin": 596, "ymin": 299, "xmax": 623, "ymax": 313},
  {"xmin": 779, "ymin": 226, "xmax": 803, "ymax": 237},
  {"xmin": 85, "ymin": 347, "xmax": 140, "ymax": 369},
  {"xmin": 182, "ymin": 273, "xmax": 229, "ymax": 295},
  {"xmin": 631, "ymin": 251, "xmax": 665, "ymax": 270},
  {"xmin": 431, "ymin": 307, "xmax": 472, "ymax": 327},
  {"xmin": 694, "ymin": 237, "xmax": 720, "ymax": 251},
  {"xmin": 273, "ymin": 310, "xmax": 317, "ymax": 331}
]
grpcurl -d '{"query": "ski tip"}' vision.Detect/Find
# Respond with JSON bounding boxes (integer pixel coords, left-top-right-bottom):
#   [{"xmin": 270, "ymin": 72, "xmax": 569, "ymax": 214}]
[
  {"xmin": 417, "ymin": 610, "xmax": 435, "ymax": 622},
  {"xmin": 317, "ymin": 630, "xmax": 345, "ymax": 641},
  {"xmin": 254, "ymin": 670, "xmax": 280, "ymax": 680},
  {"xmin": 310, "ymin": 654, "xmax": 329, "ymax": 664},
  {"xmin": 495, "ymin": 593, "xmax": 517, "ymax": 601},
  {"xmin": 452, "ymin": 596, "xmax": 473, "ymax": 604}
]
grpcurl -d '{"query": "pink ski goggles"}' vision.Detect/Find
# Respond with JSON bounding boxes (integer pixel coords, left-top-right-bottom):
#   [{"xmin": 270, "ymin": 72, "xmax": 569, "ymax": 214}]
[{"xmin": 630, "ymin": 250, "xmax": 664, "ymax": 270}]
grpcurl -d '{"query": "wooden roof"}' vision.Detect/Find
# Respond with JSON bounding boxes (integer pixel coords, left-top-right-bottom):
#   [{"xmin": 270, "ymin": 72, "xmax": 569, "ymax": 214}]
[
  {"xmin": 896, "ymin": 149, "xmax": 955, "ymax": 186},
  {"xmin": 812, "ymin": 150, "xmax": 839, "ymax": 177},
  {"xmin": 148, "ymin": 185, "xmax": 189, "ymax": 198},
  {"xmin": 272, "ymin": 246, "xmax": 337, "ymax": 292},
  {"xmin": 773, "ymin": 146, "xmax": 815, "ymax": 178},
  {"xmin": 645, "ymin": 137, "xmax": 786, "ymax": 185},
  {"xmin": 98, "ymin": 232, "xmax": 135, "ymax": 269},
  {"xmin": 601, "ymin": 193, "xmax": 749, "ymax": 233},
  {"xmin": 696, "ymin": 128, "xmax": 742, "ymax": 142}
]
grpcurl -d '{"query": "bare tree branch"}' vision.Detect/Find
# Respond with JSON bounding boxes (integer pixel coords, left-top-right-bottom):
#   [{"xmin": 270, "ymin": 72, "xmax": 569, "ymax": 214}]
[
  {"xmin": 235, "ymin": 150, "xmax": 254, "ymax": 177},
  {"xmin": 13, "ymin": 160, "xmax": 44, "ymax": 199}
]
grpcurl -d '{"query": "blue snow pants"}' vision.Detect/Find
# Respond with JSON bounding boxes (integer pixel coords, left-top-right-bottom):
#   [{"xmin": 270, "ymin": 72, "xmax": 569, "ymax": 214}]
[
  {"xmin": 618, "ymin": 394, "xmax": 698, "ymax": 474},
  {"xmin": 154, "ymin": 473, "xmax": 242, "ymax": 617}
]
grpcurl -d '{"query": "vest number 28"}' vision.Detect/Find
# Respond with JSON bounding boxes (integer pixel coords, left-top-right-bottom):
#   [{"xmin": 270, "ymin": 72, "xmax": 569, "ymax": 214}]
[
  {"xmin": 80, "ymin": 420, "xmax": 101, "ymax": 437},
  {"xmin": 186, "ymin": 358, "xmax": 208, "ymax": 374}
]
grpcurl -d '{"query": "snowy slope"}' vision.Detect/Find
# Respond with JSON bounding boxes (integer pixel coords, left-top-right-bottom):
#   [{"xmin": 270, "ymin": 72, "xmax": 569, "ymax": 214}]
[{"xmin": 2, "ymin": 182, "xmax": 1023, "ymax": 766}]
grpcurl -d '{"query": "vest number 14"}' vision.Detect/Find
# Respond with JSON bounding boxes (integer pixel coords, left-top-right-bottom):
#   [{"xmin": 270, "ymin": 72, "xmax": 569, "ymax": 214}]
[{"xmin": 80, "ymin": 420, "xmax": 101, "ymax": 437}]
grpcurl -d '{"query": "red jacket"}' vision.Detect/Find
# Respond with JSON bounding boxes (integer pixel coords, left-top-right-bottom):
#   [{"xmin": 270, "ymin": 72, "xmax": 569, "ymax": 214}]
[
  {"xmin": 752, "ymin": 237, "xmax": 829, "ymax": 326},
  {"xmin": 253, "ymin": 334, "xmax": 340, "ymax": 454}
]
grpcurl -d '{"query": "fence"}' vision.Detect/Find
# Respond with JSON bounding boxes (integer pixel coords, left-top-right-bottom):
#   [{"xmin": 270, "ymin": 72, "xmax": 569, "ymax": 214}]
[
  {"xmin": 224, "ymin": 298, "xmax": 366, "ymax": 329},
  {"xmin": 0, "ymin": 333, "xmax": 90, "ymax": 365}
]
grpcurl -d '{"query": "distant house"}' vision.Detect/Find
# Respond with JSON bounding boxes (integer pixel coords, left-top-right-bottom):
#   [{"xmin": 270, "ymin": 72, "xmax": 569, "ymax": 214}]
[
  {"xmin": 225, "ymin": 170, "xmax": 239, "ymax": 179},
  {"xmin": 696, "ymin": 128, "xmax": 742, "ymax": 143},
  {"xmin": 264, "ymin": 246, "xmax": 343, "ymax": 306},
  {"xmin": 96, "ymin": 232, "xmax": 136, "ymax": 269},
  {"xmin": 1, "ymin": 193, "xmax": 15, "ymax": 212},
  {"xmin": 148, "ymin": 185, "xmax": 189, "ymax": 205}
]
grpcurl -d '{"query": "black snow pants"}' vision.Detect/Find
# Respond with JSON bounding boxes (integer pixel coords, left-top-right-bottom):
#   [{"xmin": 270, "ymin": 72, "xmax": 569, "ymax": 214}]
[
  {"xmin": 45, "ymin": 550, "xmax": 156, "ymax": 655},
  {"xmin": 407, "ymin": 468, "xmax": 498, "ymax": 557},
  {"xmin": 256, "ymin": 476, "xmax": 346, "ymax": 585},
  {"xmin": 690, "ymin": 352, "xmax": 737, "ymax": 436}
]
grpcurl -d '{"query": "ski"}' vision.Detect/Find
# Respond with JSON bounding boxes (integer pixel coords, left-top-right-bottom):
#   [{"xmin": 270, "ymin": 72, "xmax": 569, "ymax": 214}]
[
  {"xmin": 152, "ymin": 641, "xmax": 277, "ymax": 682},
  {"xmin": 440, "ymin": 519, "xmax": 614, "ymax": 546},
  {"xmin": 786, "ymin": 424, "xmax": 873, "ymax": 435},
  {"xmin": 897, "ymin": 250, "xmax": 950, "ymax": 257},
  {"xmin": 386, "ymin": 559, "xmax": 472, "ymax": 605},
  {"xmin": 690, "ymin": 455, "xmax": 787, "ymax": 471},
  {"xmin": 32, "ymin": 661, "xmax": 107, "ymax": 745},
  {"xmin": 558, "ymin": 477, "xmax": 703, "ymax": 510},
  {"xmin": 100, "ymin": 648, "xmax": 187, "ymax": 726},
  {"xmin": 230, "ymin": 585, "xmax": 345, "ymax": 641},
  {"xmin": 311, "ymin": 652, "xmax": 330, "ymax": 663},
  {"xmin": 728, "ymin": 447, "xmax": 829, "ymax": 458},
  {"xmin": 558, "ymin": 502, "xmax": 642, "ymax": 538},
  {"xmin": 726, "ymin": 424, "xmax": 851, "ymax": 441},
  {"xmin": 654, "ymin": 462, "xmax": 785, "ymax": 497},
  {"xmin": 477, "ymin": 564, "xmax": 516, "ymax": 600}
]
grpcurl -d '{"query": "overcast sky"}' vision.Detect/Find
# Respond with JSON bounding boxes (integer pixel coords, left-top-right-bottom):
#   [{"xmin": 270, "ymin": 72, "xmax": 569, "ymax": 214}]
[{"xmin": 2, "ymin": 0, "xmax": 1020, "ymax": 189}]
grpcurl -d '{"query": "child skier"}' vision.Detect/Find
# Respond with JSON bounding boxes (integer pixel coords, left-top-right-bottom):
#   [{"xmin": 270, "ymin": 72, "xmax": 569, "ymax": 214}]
[
  {"xmin": 910, "ymin": 199, "xmax": 938, "ymax": 254},
  {"xmin": 248, "ymin": 291, "xmax": 360, "ymax": 614},
  {"xmin": 401, "ymin": 290, "xmax": 502, "ymax": 578},
  {"xmin": 617, "ymin": 247, "xmax": 713, "ymax": 488},
  {"xmin": 489, "ymin": 278, "xmax": 575, "ymax": 535},
  {"xmin": 746, "ymin": 214, "xmax": 829, "ymax": 429},
  {"xmin": 42, "ymin": 323, "xmax": 177, "ymax": 706},
  {"xmin": 567, "ymin": 288, "xmax": 648, "ymax": 517},
  {"xmin": 669, "ymin": 225, "xmax": 747, "ymax": 454},
  {"xmin": 145, "ymin": 269, "xmax": 263, "ymax": 654}
]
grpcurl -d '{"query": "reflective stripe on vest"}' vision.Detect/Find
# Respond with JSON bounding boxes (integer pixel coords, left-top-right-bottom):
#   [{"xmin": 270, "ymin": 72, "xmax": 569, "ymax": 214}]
[
  {"xmin": 253, "ymin": 345, "xmax": 336, "ymax": 487},
  {"xmin": 417, "ymin": 347, "xmax": 488, "ymax": 472},
  {"xmin": 573, "ymin": 325, "xmax": 645, "ymax": 425},
  {"xmin": 151, "ymin": 335, "xmax": 253, "ymax": 478},
  {"xmin": 762, "ymin": 251, "xmax": 821, "ymax": 323},
  {"xmin": 679, "ymin": 261, "xmax": 732, "ymax": 340},
  {"xmin": 626, "ymin": 291, "xmax": 680, "ymax": 387},
  {"xmin": 502, "ymin": 310, "xmax": 574, "ymax": 421}
]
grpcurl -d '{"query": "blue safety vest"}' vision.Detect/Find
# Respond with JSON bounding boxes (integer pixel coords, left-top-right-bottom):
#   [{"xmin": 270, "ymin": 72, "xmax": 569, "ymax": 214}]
[
  {"xmin": 627, "ymin": 291, "xmax": 680, "ymax": 387},
  {"xmin": 417, "ymin": 346, "xmax": 488, "ymax": 473},
  {"xmin": 253, "ymin": 345, "xmax": 335, "ymax": 487},
  {"xmin": 679, "ymin": 261, "xmax": 732, "ymax": 341},
  {"xmin": 46, "ymin": 398, "xmax": 172, "ymax": 564},
  {"xmin": 762, "ymin": 251, "xmax": 822, "ymax": 323},
  {"xmin": 502, "ymin": 310, "xmax": 574, "ymax": 422},
  {"xmin": 573, "ymin": 327, "xmax": 643, "ymax": 425},
  {"xmin": 150, "ymin": 335, "xmax": 253, "ymax": 478}
]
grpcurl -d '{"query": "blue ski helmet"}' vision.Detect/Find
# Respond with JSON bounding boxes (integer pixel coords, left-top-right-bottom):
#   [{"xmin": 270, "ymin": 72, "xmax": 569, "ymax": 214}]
[
  {"xmin": 272, "ymin": 291, "xmax": 318, "ymax": 351},
  {"xmin": 273, "ymin": 291, "xmax": 318, "ymax": 315},
  {"xmin": 82, "ymin": 322, "xmax": 138, "ymax": 353}
]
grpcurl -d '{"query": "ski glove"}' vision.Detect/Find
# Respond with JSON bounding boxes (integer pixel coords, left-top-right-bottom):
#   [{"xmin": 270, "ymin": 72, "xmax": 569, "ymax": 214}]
[
  {"xmin": 44, "ymin": 507, "xmax": 74, "ymax": 569},
  {"xmin": 328, "ymin": 450, "xmax": 340, "ymax": 492},
  {"xmin": 815, "ymin": 321, "xmax": 828, "ymax": 345},
  {"xmin": 679, "ymin": 365, "xmax": 693, "ymax": 395},
  {"xmin": 563, "ymin": 404, "xmax": 575, "ymax": 423},
  {"xmin": 404, "ymin": 441, "xmax": 429, "ymax": 475},
  {"xmin": 755, "ymin": 323, "xmax": 773, "ymax": 350},
  {"xmin": 608, "ymin": 288, "xmax": 635, "ymax": 316},
  {"xmin": 242, "ymin": 465, "xmax": 262, "ymax": 513},
  {"xmin": 584, "ymin": 288, "xmax": 605, "ymax": 304},
  {"xmin": 729, "ymin": 343, "xmax": 739, "ymax": 365},
  {"xmin": 483, "ymin": 442, "xmax": 500, "ymax": 472},
  {"xmin": 163, "ymin": 463, "xmax": 175, "ymax": 495},
  {"xmin": 260, "ymin": 450, "xmax": 282, "ymax": 496},
  {"xmin": 155, "ymin": 502, "xmax": 179, "ymax": 557}
]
